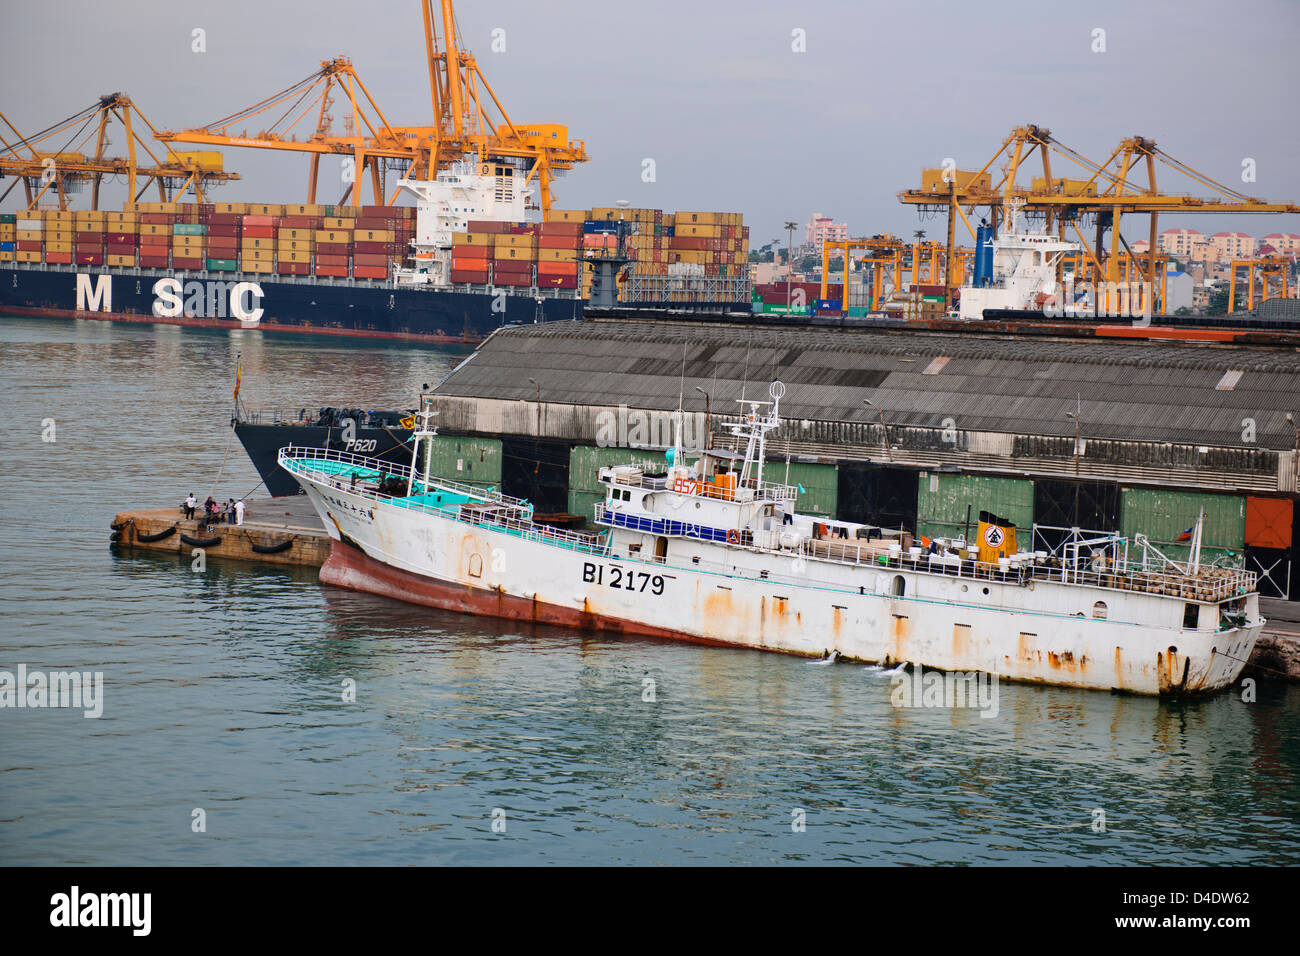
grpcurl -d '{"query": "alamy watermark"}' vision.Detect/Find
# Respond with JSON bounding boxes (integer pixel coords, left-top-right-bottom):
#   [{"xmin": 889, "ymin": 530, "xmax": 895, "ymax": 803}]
[
  {"xmin": 1042, "ymin": 279, "xmax": 1153, "ymax": 324},
  {"xmin": 890, "ymin": 663, "xmax": 999, "ymax": 718},
  {"xmin": 595, "ymin": 405, "xmax": 705, "ymax": 452},
  {"xmin": 0, "ymin": 664, "xmax": 103, "ymax": 718}
]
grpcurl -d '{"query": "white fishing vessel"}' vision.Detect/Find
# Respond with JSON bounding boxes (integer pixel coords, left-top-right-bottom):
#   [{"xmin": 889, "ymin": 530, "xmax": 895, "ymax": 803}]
[{"xmin": 278, "ymin": 385, "xmax": 1263, "ymax": 696}]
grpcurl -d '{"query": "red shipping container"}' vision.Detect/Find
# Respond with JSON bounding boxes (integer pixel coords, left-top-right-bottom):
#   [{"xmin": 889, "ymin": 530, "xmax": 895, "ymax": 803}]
[
  {"xmin": 17, "ymin": 240, "xmax": 43, "ymax": 252},
  {"xmin": 467, "ymin": 221, "xmax": 510, "ymax": 234},
  {"xmin": 75, "ymin": 253, "xmax": 104, "ymax": 266},
  {"xmin": 241, "ymin": 225, "xmax": 274, "ymax": 239},
  {"xmin": 360, "ymin": 205, "xmax": 396, "ymax": 218},
  {"xmin": 317, "ymin": 242, "xmax": 351, "ymax": 255},
  {"xmin": 207, "ymin": 240, "xmax": 238, "ymax": 254},
  {"xmin": 355, "ymin": 217, "xmax": 393, "ymax": 230},
  {"xmin": 44, "ymin": 252, "xmax": 72, "ymax": 265},
  {"xmin": 277, "ymin": 262, "xmax": 312, "ymax": 276},
  {"xmin": 242, "ymin": 215, "xmax": 274, "ymax": 228},
  {"xmin": 540, "ymin": 222, "xmax": 583, "ymax": 237},
  {"xmin": 207, "ymin": 224, "xmax": 239, "ymax": 237},
  {"xmin": 494, "ymin": 274, "xmax": 532, "ymax": 287},
  {"xmin": 139, "ymin": 255, "xmax": 169, "ymax": 268},
  {"xmin": 74, "ymin": 231, "xmax": 105, "ymax": 244},
  {"xmin": 172, "ymin": 257, "xmax": 204, "ymax": 269},
  {"xmin": 139, "ymin": 235, "xmax": 169, "ymax": 248},
  {"xmin": 450, "ymin": 268, "xmax": 490, "ymax": 283},
  {"xmin": 280, "ymin": 216, "xmax": 320, "ymax": 228},
  {"xmin": 354, "ymin": 253, "xmax": 389, "ymax": 268},
  {"xmin": 538, "ymin": 274, "xmax": 577, "ymax": 289},
  {"xmin": 141, "ymin": 213, "xmax": 172, "ymax": 224},
  {"xmin": 353, "ymin": 265, "xmax": 389, "ymax": 279},
  {"xmin": 353, "ymin": 241, "xmax": 387, "ymax": 255},
  {"xmin": 492, "ymin": 263, "xmax": 532, "ymax": 276},
  {"xmin": 316, "ymin": 254, "xmax": 349, "ymax": 267},
  {"xmin": 538, "ymin": 236, "xmax": 581, "ymax": 249},
  {"xmin": 208, "ymin": 213, "xmax": 241, "ymax": 226},
  {"xmin": 199, "ymin": 203, "xmax": 215, "ymax": 215},
  {"xmin": 315, "ymin": 264, "xmax": 349, "ymax": 277},
  {"xmin": 107, "ymin": 234, "xmax": 137, "ymax": 246}
]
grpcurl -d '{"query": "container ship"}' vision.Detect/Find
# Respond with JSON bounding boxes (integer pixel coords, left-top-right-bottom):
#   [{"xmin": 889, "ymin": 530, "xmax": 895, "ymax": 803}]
[{"xmin": 0, "ymin": 161, "xmax": 751, "ymax": 343}]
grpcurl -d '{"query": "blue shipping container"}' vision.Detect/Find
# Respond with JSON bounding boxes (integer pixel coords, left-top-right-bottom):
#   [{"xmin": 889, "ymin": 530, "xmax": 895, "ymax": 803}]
[{"xmin": 0, "ymin": 241, "xmax": 13, "ymax": 252}]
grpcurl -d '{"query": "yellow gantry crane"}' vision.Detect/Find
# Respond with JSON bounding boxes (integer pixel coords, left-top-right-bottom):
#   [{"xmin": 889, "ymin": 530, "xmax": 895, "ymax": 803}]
[
  {"xmin": 899, "ymin": 124, "xmax": 1300, "ymax": 309},
  {"xmin": 0, "ymin": 94, "xmax": 238, "ymax": 210},
  {"xmin": 155, "ymin": 0, "xmax": 588, "ymax": 210}
]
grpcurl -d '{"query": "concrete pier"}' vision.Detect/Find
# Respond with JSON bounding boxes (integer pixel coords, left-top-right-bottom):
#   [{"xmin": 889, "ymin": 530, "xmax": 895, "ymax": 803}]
[{"xmin": 110, "ymin": 496, "xmax": 329, "ymax": 567}]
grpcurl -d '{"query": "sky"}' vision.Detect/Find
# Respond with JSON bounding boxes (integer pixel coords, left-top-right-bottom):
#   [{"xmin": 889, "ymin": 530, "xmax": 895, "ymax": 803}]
[{"xmin": 3, "ymin": 0, "xmax": 1298, "ymax": 246}]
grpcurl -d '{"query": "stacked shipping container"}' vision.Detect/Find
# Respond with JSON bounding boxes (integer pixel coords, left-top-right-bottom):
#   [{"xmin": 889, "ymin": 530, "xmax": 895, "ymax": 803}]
[{"xmin": 1, "ymin": 200, "xmax": 416, "ymax": 280}]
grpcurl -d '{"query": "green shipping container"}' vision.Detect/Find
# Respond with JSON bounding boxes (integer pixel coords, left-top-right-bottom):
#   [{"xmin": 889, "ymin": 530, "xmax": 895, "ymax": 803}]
[
  {"xmin": 174, "ymin": 223, "xmax": 207, "ymax": 236},
  {"xmin": 1119, "ymin": 488, "xmax": 1245, "ymax": 565},
  {"xmin": 568, "ymin": 445, "xmax": 678, "ymax": 518},
  {"xmin": 420, "ymin": 435, "xmax": 502, "ymax": 490},
  {"xmin": 771, "ymin": 460, "xmax": 837, "ymax": 518},
  {"xmin": 206, "ymin": 258, "xmax": 237, "ymax": 272},
  {"xmin": 0, "ymin": 214, "xmax": 16, "ymax": 224},
  {"xmin": 916, "ymin": 472, "xmax": 1034, "ymax": 543}
]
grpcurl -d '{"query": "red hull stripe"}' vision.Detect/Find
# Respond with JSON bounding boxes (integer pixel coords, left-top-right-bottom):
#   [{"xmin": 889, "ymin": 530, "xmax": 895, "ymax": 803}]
[
  {"xmin": 319, "ymin": 541, "xmax": 768, "ymax": 654},
  {"xmin": 0, "ymin": 304, "xmax": 480, "ymax": 345}
]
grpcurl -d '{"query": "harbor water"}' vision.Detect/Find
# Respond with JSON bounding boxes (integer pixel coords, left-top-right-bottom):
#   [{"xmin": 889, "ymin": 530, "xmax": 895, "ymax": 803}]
[{"xmin": 1, "ymin": 314, "xmax": 1298, "ymax": 866}]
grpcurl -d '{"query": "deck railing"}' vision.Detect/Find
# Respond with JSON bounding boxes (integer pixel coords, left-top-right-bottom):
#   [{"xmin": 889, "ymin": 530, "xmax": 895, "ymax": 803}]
[
  {"xmin": 594, "ymin": 503, "xmax": 1255, "ymax": 603},
  {"xmin": 279, "ymin": 446, "xmax": 610, "ymax": 556}
]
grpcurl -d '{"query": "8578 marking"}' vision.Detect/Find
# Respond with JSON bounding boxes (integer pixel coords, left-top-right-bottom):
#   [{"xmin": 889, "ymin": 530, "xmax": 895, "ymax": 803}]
[{"xmin": 582, "ymin": 562, "xmax": 667, "ymax": 595}]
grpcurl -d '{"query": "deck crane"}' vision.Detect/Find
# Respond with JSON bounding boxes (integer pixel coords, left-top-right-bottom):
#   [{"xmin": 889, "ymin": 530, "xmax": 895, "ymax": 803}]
[
  {"xmin": 154, "ymin": 0, "xmax": 588, "ymax": 211},
  {"xmin": 0, "ymin": 94, "xmax": 238, "ymax": 210},
  {"xmin": 899, "ymin": 125, "xmax": 1300, "ymax": 310}
]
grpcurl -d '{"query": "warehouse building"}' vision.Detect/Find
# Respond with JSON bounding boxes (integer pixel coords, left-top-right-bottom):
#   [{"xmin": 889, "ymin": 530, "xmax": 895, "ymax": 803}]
[{"xmin": 426, "ymin": 319, "xmax": 1300, "ymax": 598}]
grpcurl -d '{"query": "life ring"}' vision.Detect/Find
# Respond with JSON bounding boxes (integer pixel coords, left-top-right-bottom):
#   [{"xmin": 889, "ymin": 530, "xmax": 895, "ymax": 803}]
[{"xmin": 726, "ymin": 529, "xmax": 740, "ymax": 545}]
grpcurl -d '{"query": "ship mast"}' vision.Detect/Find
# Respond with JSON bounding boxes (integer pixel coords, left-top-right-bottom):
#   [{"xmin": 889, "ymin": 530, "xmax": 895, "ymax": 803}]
[{"xmin": 407, "ymin": 396, "xmax": 439, "ymax": 496}]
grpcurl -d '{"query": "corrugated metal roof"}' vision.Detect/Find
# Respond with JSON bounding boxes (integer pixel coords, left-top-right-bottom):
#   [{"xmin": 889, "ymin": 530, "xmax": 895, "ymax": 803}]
[{"xmin": 434, "ymin": 319, "xmax": 1300, "ymax": 450}]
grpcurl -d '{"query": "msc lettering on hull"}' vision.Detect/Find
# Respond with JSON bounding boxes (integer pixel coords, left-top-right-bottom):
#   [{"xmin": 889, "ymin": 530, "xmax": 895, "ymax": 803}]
[
  {"xmin": 151, "ymin": 277, "xmax": 265, "ymax": 324},
  {"xmin": 75, "ymin": 273, "xmax": 112, "ymax": 312}
]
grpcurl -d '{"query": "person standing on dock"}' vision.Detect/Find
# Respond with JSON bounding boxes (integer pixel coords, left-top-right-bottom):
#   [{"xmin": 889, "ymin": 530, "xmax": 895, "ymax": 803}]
[
  {"xmin": 184, "ymin": 493, "xmax": 196, "ymax": 520},
  {"xmin": 234, "ymin": 499, "xmax": 245, "ymax": 526},
  {"xmin": 226, "ymin": 499, "xmax": 236, "ymax": 524}
]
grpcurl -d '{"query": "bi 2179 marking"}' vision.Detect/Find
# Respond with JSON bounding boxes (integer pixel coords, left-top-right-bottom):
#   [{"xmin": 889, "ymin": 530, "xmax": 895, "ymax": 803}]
[{"xmin": 582, "ymin": 562, "xmax": 666, "ymax": 595}]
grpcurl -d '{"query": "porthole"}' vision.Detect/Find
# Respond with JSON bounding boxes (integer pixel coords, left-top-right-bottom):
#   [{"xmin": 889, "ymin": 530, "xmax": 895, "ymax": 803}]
[
  {"xmin": 982, "ymin": 587, "xmax": 990, "ymax": 595},
  {"xmin": 961, "ymin": 584, "xmax": 968, "ymax": 592}
]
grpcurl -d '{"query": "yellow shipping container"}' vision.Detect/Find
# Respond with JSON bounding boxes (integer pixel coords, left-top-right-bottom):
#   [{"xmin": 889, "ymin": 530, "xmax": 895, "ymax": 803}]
[
  {"xmin": 241, "ymin": 249, "xmax": 274, "ymax": 262},
  {"xmin": 545, "ymin": 209, "xmax": 589, "ymax": 223},
  {"xmin": 45, "ymin": 210, "xmax": 74, "ymax": 222},
  {"xmin": 677, "ymin": 224, "xmax": 719, "ymax": 238},
  {"xmin": 16, "ymin": 250, "xmax": 42, "ymax": 262},
  {"xmin": 214, "ymin": 202, "xmax": 247, "ymax": 215},
  {"xmin": 323, "ymin": 217, "xmax": 355, "ymax": 230},
  {"xmin": 0, "ymin": 250, "xmax": 12, "ymax": 262},
  {"xmin": 142, "ymin": 224, "xmax": 172, "ymax": 236},
  {"xmin": 241, "ymin": 259, "xmax": 274, "ymax": 274},
  {"xmin": 276, "ymin": 239, "xmax": 314, "ymax": 252},
  {"xmin": 46, "ymin": 241, "xmax": 73, "ymax": 253},
  {"xmin": 242, "ymin": 237, "xmax": 274, "ymax": 250},
  {"xmin": 356, "ymin": 229, "xmax": 393, "ymax": 242},
  {"xmin": 107, "ymin": 212, "xmax": 137, "ymax": 224},
  {"xmin": 107, "ymin": 254, "xmax": 136, "ymax": 267},
  {"xmin": 172, "ymin": 237, "xmax": 205, "ymax": 248},
  {"xmin": 279, "ymin": 228, "xmax": 313, "ymax": 241},
  {"xmin": 451, "ymin": 232, "xmax": 489, "ymax": 246},
  {"xmin": 675, "ymin": 211, "xmax": 717, "ymax": 225},
  {"xmin": 76, "ymin": 222, "xmax": 108, "ymax": 233},
  {"xmin": 46, "ymin": 230, "xmax": 74, "ymax": 243},
  {"xmin": 280, "ymin": 250, "xmax": 312, "ymax": 263},
  {"xmin": 16, "ymin": 231, "xmax": 43, "ymax": 243},
  {"xmin": 492, "ymin": 234, "xmax": 535, "ymax": 249},
  {"xmin": 17, "ymin": 210, "xmax": 43, "ymax": 222},
  {"xmin": 537, "ymin": 248, "xmax": 578, "ymax": 262},
  {"xmin": 314, "ymin": 230, "xmax": 352, "ymax": 244}
]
